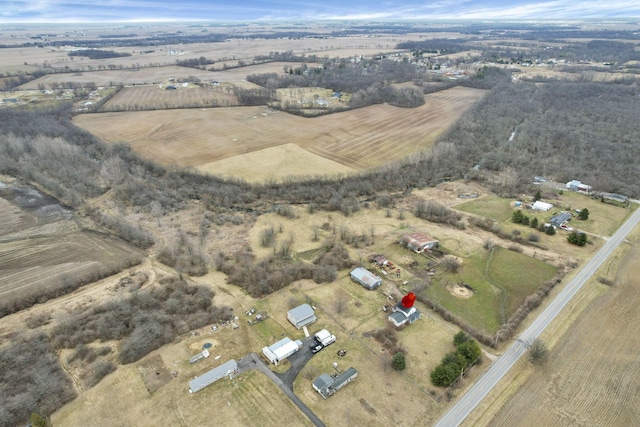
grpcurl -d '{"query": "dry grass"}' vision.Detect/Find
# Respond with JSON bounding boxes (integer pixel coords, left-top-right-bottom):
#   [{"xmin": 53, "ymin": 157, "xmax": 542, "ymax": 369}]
[{"xmin": 73, "ymin": 86, "xmax": 486, "ymax": 180}]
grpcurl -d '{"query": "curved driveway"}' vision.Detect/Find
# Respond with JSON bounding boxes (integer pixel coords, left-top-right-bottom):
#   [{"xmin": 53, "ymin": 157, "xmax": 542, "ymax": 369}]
[{"xmin": 436, "ymin": 206, "xmax": 640, "ymax": 427}]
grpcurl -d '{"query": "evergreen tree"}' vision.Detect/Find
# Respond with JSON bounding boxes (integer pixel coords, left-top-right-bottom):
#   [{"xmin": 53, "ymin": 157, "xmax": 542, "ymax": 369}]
[
  {"xmin": 530, "ymin": 217, "xmax": 539, "ymax": 228},
  {"xmin": 578, "ymin": 208, "xmax": 590, "ymax": 220},
  {"xmin": 545, "ymin": 225, "xmax": 556, "ymax": 235},
  {"xmin": 392, "ymin": 352, "xmax": 406, "ymax": 371},
  {"xmin": 533, "ymin": 190, "xmax": 542, "ymax": 202}
]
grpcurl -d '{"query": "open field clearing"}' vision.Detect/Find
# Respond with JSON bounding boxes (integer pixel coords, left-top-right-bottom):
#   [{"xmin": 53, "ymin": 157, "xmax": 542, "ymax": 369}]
[
  {"xmin": 99, "ymin": 84, "xmax": 240, "ymax": 111},
  {"xmin": 201, "ymin": 143, "xmax": 354, "ymax": 183},
  {"xmin": 479, "ymin": 231, "xmax": 640, "ymax": 426},
  {"xmin": 74, "ymin": 86, "xmax": 487, "ymax": 179}
]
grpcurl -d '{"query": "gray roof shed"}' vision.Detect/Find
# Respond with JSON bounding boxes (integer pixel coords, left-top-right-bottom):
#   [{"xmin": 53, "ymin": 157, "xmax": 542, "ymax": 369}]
[{"xmin": 287, "ymin": 304, "xmax": 317, "ymax": 329}]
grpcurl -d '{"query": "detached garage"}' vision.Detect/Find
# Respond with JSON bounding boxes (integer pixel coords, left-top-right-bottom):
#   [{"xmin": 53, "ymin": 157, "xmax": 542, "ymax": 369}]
[{"xmin": 287, "ymin": 304, "xmax": 317, "ymax": 329}]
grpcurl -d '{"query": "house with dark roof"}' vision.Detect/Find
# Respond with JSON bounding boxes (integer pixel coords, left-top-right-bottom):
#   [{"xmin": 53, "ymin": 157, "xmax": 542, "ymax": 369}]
[
  {"xmin": 312, "ymin": 367, "xmax": 358, "ymax": 398},
  {"xmin": 388, "ymin": 292, "xmax": 421, "ymax": 327},
  {"xmin": 287, "ymin": 304, "xmax": 317, "ymax": 329},
  {"xmin": 549, "ymin": 211, "xmax": 572, "ymax": 229},
  {"xmin": 350, "ymin": 267, "xmax": 382, "ymax": 290}
]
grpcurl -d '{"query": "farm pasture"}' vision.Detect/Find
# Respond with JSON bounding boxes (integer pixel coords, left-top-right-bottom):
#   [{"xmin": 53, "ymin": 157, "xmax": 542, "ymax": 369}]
[
  {"xmin": 73, "ymin": 86, "xmax": 487, "ymax": 180},
  {"xmin": 480, "ymin": 233, "xmax": 640, "ymax": 426}
]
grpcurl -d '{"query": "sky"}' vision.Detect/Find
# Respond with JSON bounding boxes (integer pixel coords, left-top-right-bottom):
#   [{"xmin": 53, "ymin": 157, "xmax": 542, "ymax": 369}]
[{"xmin": 0, "ymin": 0, "xmax": 639, "ymax": 23}]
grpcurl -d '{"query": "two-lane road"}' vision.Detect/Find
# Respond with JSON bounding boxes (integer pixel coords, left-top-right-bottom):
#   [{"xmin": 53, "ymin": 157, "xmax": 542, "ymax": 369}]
[{"xmin": 436, "ymin": 206, "xmax": 640, "ymax": 427}]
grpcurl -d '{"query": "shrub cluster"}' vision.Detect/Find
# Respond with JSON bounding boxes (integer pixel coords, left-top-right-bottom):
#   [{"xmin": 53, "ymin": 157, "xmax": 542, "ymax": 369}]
[
  {"xmin": 413, "ymin": 200, "xmax": 465, "ymax": 229},
  {"xmin": 0, "ymin": 332, "xmax": 76, "ymax": 427},
  {"xmin": 50, "ymin": 276, "xmax": 232, "ymax": 364},
  {"xmin": 431, "ymin": 332, "xmax": 481, "ymax": 387},
  {"xmin": 218, "ymin": 242, "xmax": 353, "ymax": 297},
  {"xmin": 367, "ymin": 325, "xmax": 406, "ymax": 356}
]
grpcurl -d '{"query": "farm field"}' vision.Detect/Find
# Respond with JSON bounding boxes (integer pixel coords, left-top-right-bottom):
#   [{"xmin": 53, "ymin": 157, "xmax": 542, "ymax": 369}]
[
  {"xmin": 479, "ymin": 231, "xmax": 640, "ymax": 426},
  {"xmin": 99, "ymin": 84, "xmax": 240, "ymax": 111},
  {"xmin": 73, "ymin": 86, "xmax": 487, "ymax": 180},
  {"xmin": 18, "ymin": 62, "xmax": 314, "ymax": 90},
  {"xmin": 0, "ymin": 182, "xmax": 143, "ymax": 310}
]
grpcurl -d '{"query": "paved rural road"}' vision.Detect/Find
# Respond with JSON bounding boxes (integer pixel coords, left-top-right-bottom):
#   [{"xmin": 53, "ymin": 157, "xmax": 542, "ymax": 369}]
[
  {"xmin": 238, "ymin": 349, "xmax": 326, "ymax": 427},
  {"xmin": 436, "ymin": 205, "xmax": 640, "ymax": 427}
]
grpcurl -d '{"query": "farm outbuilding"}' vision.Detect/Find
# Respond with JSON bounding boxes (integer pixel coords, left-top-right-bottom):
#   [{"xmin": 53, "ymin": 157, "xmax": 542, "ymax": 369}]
[
  {"xmin": 262, "ymin": 337, "xmax": 302, "ymax": 365},
  {"xmin": 287, "ymin": 304, "xmax": 317, "ymax": 329},
  {"xmin": 188, "ymin": 359, "xmax": 238, "ymax": 393},
  {"xmin": 566, "ymin": 180, "xmax": 592, "ymax": 194},
  {"xmin": 350, "ymin": 267, "xmax": 383, "ymax": 290},
  {"xmin": 532, "ymin": 201, "xmax": 553, "ymax": 211},
  {"xmin": 402, "ymin": 232, "xmax": 439, "ymax": 253},
  {"xmin": 312, "ymin": 367, "xmax": 358, "ymax": 398}
]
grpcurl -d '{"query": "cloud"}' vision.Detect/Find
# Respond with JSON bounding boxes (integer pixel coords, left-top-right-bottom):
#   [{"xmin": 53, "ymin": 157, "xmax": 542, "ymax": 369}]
[{"xmin": 0, "ymin": 0, "xmax": 638, "ymax": 23}]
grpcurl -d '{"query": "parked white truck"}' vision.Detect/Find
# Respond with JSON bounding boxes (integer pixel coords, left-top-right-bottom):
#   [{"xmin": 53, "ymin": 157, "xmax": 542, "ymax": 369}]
[{"xmin": 315, "ymin": 329, "xmax": 336, "ymax": 347}]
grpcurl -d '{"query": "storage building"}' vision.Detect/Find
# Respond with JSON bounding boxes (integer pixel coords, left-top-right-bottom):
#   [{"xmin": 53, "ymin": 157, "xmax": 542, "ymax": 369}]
[
  {"xmin": 287, "ymin": 304, "xmax": 317, "ymax": 329},
  {"xmin": 262, "ymin": 337, "xmax": 302, "ymax": 365},
  {"xmin": 350, "ymin": 267, "xmax": 383, "ymax": 290},
  {"xmin": 403, "ymin": 232, "xmax": 439, "ymax": 253},
  {"xmin": 188, "ymin": 359, "xmax": 237, "ymax": 393}
]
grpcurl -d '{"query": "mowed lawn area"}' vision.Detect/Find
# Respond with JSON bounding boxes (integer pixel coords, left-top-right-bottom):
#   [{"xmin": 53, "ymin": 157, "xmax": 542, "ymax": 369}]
[{"xmin": 426, "ymin": 246, "xmax": 558, "ymax": 334}]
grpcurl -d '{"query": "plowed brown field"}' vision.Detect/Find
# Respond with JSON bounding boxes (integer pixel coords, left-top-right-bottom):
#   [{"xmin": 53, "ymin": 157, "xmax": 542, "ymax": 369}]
[
  {"xmin": 483, "ymin": 235, "xmax": 640, "ymax": 426},
  {"xmin": 73, "ymin": 86, "xmax": 486, "ymax": 180}
]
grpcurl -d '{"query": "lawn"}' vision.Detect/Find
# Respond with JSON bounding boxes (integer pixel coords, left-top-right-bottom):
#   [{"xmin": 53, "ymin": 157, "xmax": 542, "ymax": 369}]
[
  {"xmin": 455, "ymin": 195, "xmax": 514, "ymax": 222},
  {"xmin": 424, "ymin": 246, "xmax": 558, "ymax": 334}
]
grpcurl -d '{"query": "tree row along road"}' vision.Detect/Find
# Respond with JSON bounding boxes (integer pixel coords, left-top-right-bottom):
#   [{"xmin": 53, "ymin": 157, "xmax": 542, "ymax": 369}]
[{"xmin": 436, "ymin": 205, "xmax": 640, "ymax": 427}]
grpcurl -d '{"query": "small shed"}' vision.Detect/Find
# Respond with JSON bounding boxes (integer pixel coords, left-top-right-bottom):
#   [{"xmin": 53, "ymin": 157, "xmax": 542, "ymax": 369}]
[
  {"xmin": 188, "ymin": 359, "xmax": 237, "ymax": 393},
  {"xmin": 532, "ymin": 201, "xmax": 553, "ymax": 211},
  {"xmin": 287, "ymin": 304, "xmax": 317, "ymax": 329},
  {"xmin": 189, "ymin": 349, "xmax": 210, "ymax": 364},
  {"xmin": 350, "ymin": 267, "xmax": 382, "ymax": 290},
  {"xmin": 403, "ymin": 232, "xmax": 439, "ymax": 253}
]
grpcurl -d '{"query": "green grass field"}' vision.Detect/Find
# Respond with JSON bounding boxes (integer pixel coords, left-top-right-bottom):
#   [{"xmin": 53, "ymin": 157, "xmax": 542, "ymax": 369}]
[
  {"xmin": 455, "ymin": 195, "xmax": 514, "ymax": 222},
  {"xmin": 425, "ymin": 246, "xmax": 557, "ymax": 334}
]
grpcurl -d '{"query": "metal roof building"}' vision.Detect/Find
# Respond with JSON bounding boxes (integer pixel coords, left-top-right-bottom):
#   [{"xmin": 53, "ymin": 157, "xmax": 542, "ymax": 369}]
[
  {"xmin": 403, "ymin": 232, "xmax": 439, "ymax": 253},
  {"xmin": 350, "ymin": 267, "xmax": 383, "ymax": 290},
  {"xmin": 188, "ymin": 359, "xmax": 237, "ymax": 393},
  {"xmin": 262, "ymin": 337, "xmax": 302, "ymax": 365},
  {"xmin": 312, "ymin": 367, "xmax": 358, "ymax": 399},
  {"xmin": 287, "ymin": 304, "xmax": 317, "ymax": 329}
]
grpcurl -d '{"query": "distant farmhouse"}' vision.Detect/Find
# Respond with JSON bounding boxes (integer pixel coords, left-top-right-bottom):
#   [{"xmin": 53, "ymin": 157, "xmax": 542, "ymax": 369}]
[
  {"xmin": 350, "ymin": 267, "xmax": 383, "ymax": 290},
  {"xmin": 287, "ymin": 304, "xmax": 317, "ymax": 329},
  {"xmin": 388, "ymin": 292, "xmax": 421, "ymax": 327},
  {"xmin": 566, "ymin": 180, "xmax": 592, "ymax": 194},
  {"xmin": 188, "ymin": 359, "xmax": 238, "ymax": 393},
  {"xmin": 262, "ymin": 337, "xmax": 302, "ymax": 365},
  {"xmin": 402, "ymin": 232, "xmax": 439, "ymax": 253},
  {"xmin": 312, "ymin": 367, "xmax": 358, "ymax": 398}
]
